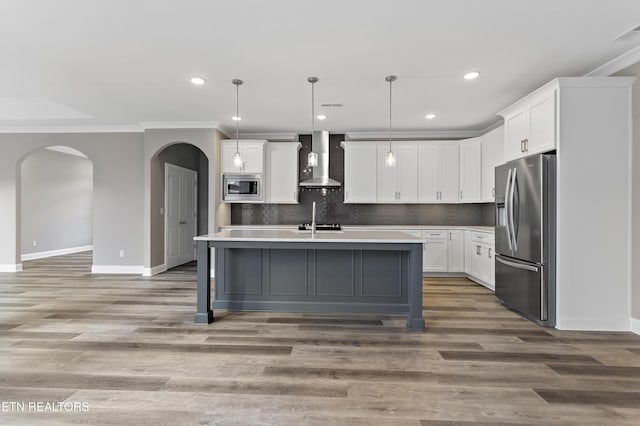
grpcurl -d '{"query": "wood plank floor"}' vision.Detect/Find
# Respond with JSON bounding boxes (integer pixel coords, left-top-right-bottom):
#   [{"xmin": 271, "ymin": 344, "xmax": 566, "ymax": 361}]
[{"xmin": 0, "ymin": 251, "xmax": 639, "ymax": 425}]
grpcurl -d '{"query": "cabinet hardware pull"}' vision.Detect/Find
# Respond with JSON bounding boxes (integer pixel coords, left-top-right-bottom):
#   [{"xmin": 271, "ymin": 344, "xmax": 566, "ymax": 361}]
[
  {"xmin": 524, "ymin": 139, "xmax": 529, "ymax": 152},
  {"xmin": 492, "ymin": 187, "xmax": 495, "ymax": 197},
  {"xmin": 488, "ymin": 248, "xmax": 493, "ymax": 258}
]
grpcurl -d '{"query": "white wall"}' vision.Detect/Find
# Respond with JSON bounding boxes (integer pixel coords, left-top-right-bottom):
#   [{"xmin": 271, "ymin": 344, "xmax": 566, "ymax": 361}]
[
  {"xmin": 21, "ymin": 149, "xmax": 93, "ymax": 257},
  {"xmin": 0, "ymin": 132, "xmax": 145, "ymax": 271},
  {"xmin": 555, "ymin": 79, "xmax": 634, "ymax": 331}
]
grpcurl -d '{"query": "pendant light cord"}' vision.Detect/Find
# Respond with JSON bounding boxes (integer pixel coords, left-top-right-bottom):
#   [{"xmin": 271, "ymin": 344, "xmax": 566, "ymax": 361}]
[
  {"xmin": 388, "ymin": 77, "xmax": 392, "ymax": 152},
  {"xmin": 235, "ymin": 81, "xmax": 240, "ymax": 153},
  {"xmin": 311, "ymin": 79, "xmax": 315, "ymax": 142}
]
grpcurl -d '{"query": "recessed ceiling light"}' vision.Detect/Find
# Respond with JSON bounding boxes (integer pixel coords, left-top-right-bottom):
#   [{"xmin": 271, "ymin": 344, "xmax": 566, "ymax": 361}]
[
  {"xmin": 232, "ymin": 116, "xmax": 242, "ymax": 121},
  {"xmin": 463, "ymin": 71, "xmax": 480, "ymax": 80},
  {"xmin": 317, "ymin": 114, "xmax": 327, "ymax": 120},
  {"xmin": 425, "ymin": 113, "xmax": 437, "ymax": 119},
  {"xmin": 190, "ymin": 77, "xmax": 206, "ymax": 85}
]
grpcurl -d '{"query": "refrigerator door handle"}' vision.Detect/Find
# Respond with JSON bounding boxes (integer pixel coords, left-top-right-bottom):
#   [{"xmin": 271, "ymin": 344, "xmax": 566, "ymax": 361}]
[
  {"xmin": 509, "ymin": 167, "xmax": 518, "ymax": 251},
  {"xmin": 496, "ymin": 256, "xmax": 539, "ymax": 272},
  {"xmin": 504, "ymin": 168, "xmax": 513, "ymax": 251}
]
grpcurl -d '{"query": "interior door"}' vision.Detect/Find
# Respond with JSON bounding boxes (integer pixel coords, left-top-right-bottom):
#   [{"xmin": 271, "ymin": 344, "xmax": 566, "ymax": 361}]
[{"xmin": 166, "ymin": 163, "xmax": 198, "ymax": 269}]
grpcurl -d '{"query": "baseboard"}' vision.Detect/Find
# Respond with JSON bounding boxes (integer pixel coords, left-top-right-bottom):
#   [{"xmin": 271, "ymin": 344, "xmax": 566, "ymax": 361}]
[
  {"xmin": 142, "ymin": 264, "xmax": 167, "ymax": 277},
  {"xmin": 631, "ymin": 317, "xmax": 640, "ymax": 335},
  {"xmin": 0, "ymin": 263, "xmax": 23, "ymax": 272},
  {"xmin": 91, "ymin": 265, "xmax": 143, "ymax": 274},
  {"xmin": 424, "ymin": 272, "xmax": 466, "ymax": 277},
  {"xmin": 21, "ymin": 245, "xmax": 93, "ymax": 261},
  {"xmin": 556, "ymin": 318, "xmax": 631, "ymax": 332}
]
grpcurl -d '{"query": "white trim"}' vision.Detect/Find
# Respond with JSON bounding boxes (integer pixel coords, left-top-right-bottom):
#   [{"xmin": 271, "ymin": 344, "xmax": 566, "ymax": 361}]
[
  {"xmin": 140, "ymin": 121, "xmax": 220, "ymax": 129},
  {"xmin": 480, "ymin": 120, "xmax": 504, "ymax": 134},
  {"xmin": 585, "ymin": 45, "xmax": 640, "ymax": 77},
  {"xmin": 556, "ymin": 318, "xmax": 631, "ymax": 332},
  {"xmin": 21, "ymin": 245, "xmax": 93, "ymax": 261},
  {"xmin": 45, "ymin": 146, "xmax": 88, "ymax": 158},
  {"xmin": 142, "ymin": 264, "xmax": 167, "ymax": 276},
  {"xmin": 238, "ymin": 132, "xmax": 299, "ymax": 141},
  {"xmin": 91, "ymin": 265, "xmax": 143, "ymax": 274},
  {"xmin": 345, "ymin": 130, "xmax": 482, "ymax": 140},
  {"xmin": 0, "ymin": 264, "xmax": 23, "ymax": 272},
  {"xmin": 0, "ymin": 125, "xmax": 143, "ymax": 134},
  {"xmin": 632, "ymin": 318, "xmax": 640, "ymax": 335}
]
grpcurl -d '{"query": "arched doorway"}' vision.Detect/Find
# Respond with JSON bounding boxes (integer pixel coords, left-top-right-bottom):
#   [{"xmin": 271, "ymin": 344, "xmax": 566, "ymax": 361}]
[
  {"xmin": 150, "ymin": 143, "xmax": 209, "ymax": 272},
  {"xmin": 19, "ymin": 146, "xmax": 94, "ymax": 270}
]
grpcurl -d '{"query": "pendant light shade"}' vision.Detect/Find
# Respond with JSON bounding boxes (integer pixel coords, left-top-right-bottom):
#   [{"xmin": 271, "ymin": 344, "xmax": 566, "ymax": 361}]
[
  {"xmin": 307, "ymin": 76, "xmax": 319, "ymax": 168},
  {"xmin": 232, "ymin": 78, "xmax": 243, "ymax": 168},
  {"xmin": 385, "ymin": 75, "xmax": 397, "ymax": 168}
]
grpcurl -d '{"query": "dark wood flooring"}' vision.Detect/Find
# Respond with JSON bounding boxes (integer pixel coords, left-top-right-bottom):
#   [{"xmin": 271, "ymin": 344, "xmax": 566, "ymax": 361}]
[{"xmin": 0, "ymin": 252, "xmax": 639, "ymax": 425}]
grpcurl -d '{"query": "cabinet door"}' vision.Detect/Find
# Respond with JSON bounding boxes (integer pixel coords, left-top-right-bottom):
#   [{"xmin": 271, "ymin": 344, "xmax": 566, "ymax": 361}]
[
  {"xmin": 344, "ymin": 143, "xmax": 378, "ymax": 203},
  {"xmin": 504, "ymin": 108, "xmax": 526, "ymax": 162},
  {"xmin": 418, "ymin": 143, "xmax": 439, "ymax": 202},
  {"xmin": 241, "ymin": 143, "xmax": 265, "ymax": 173},
  {"xmin": 486, "ymin": 243, "xmax": 495, "ymax": 290},
  {"xmin": 464, "ymin": 232, "xmax": 474, "ymax": 274},
  {"xmin": 481, "ymin": 126, "xmax": 504, "ymax": 202},
  {"xmin": 439, "ymin": 143, "xmax": 460, "ymax": 202},
  {"xmin": 424, "ymin": 238, "xmax": 448, "ymax": 272},
  {"xmin": 459, "ymin": 138, "xmax": 482, "ymax": 202},
  {"xmin": 447, "ymin": 230, "xmax": 464, "ymax": 272},
  {"xmin": 527, "ymin": 90, "xmax": 556, "ymax": 155},
  {"xmin": 395, "ymin": 143, "xmax": 418, "ymax": 203},
  {"xmin": 266, "ymin": 143, "xmax": 299, "ymax": 204},
  {"xmin": 222, "ymin": 142, "xmax": 243, "ymax": 173},
  {"xmin": 377, "ymin": 143, "xmax": 398, "ymax": 203},
  {"xmin": 470, "ymin": 243, "xmax": 483, "ymax": 280}
]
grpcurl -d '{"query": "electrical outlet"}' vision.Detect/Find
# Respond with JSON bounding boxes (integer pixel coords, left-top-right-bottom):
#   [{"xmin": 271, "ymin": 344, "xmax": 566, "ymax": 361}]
[
  {"xmin": 32, "ymin": 240, "xmax": 37, "ymax": 248},
  {"xmin": 119, "ymin": 250, "xmax": 125, "ymax": 258},
  {"xmin": 160, "ymin": 207, "xmax": 164, "ymax": 216}
]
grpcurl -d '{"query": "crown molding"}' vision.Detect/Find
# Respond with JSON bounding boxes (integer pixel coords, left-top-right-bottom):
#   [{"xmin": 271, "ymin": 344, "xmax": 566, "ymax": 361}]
[
  {"xmin": 344, "ymin": 130, "xmax": 483, "ymax": 141},
  {"xmin": 238, "ymin": 132, "xmax": 299, "ymax": 141},
  {"xmin": 0, "ymin": 125, "xmax": 143, "ymax": 134},
  {"xmin": 139, "ymin": 121, "xmax": 220, "ymax": 130},
  {"xmin": 585, "ymin": 44, "xmax": 640, "ymax": 76},
  {"xmin": 479, "ymin": 119, "xmax": 504, "ymax": 134}
]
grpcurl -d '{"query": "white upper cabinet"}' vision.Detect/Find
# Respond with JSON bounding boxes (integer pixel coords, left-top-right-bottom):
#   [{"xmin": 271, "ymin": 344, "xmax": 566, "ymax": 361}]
[
  {"xmin": 418, "ymin": 142, "xmax": 459, "ymax": 203},
  {"xmin": 221, "ymin": 140, "xmax": 266, "ymax": 174},
  {"xmin": 377, "ymin": 143, "xmax": 418, "ymax": 203},
  {"xmin": 499, "ymin": 82, "xmax": 557, "ymax": 161},
  {"xmin": 265, "ymin": 142, "xmax": 301, "ymax": 204},
  {"xmin": 342, "ymin": 142, "xmax": 378, "ymax": 203},
  {"xmin": 459, "ymin": 138, "xmax": 482, "ymax": 203},
  {"xmin": 481, "ymin": 125, "xmax": 505, "ymax": 202}
]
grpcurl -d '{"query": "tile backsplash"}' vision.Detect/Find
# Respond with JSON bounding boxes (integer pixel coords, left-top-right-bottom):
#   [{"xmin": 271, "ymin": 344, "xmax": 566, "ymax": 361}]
[{"xmin": 231, "ymin": 134, "xmax": 495, "ymax": 226}]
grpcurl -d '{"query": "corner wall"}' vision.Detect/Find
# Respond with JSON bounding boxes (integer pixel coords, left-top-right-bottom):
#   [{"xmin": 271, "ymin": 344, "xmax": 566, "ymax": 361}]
[
  {"xmin": 21, "ymin": 149, "xmax": 93, "ymax": 257},
  {"xmin": 0, "ymin": 133, "xmax": 145, "ymax": 271}
]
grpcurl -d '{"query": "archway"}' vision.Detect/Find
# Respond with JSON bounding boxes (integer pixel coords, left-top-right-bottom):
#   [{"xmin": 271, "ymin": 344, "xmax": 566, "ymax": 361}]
[
  {"xmin": 149, "ymin": 142, "xmax": 209, "ymax": 273},
  {"xmin": 18, "ymin": 146, "xmax": 94, "ymax": 270}
]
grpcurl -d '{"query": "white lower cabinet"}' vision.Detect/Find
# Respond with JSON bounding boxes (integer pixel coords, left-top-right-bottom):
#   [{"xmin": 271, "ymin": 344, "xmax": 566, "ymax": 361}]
[
  {"xmin": 421, "ymin": 230, "xmax": 464, "ymax": 273},
  {"xmin": 447, "ymin": 230, "xmax": 464, "ymax": 272},
  {"xmin": 423, "ymin": 231, "xmax": 448, "ymax": 272},
  {"xmin": 466, "ymin": 231, "xmax": 495, "ymax": 290}
]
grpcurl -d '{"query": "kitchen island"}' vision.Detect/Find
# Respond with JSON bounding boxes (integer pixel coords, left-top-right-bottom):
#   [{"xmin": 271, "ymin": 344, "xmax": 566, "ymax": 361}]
[{"xmin": 193, "ymin": 229, "xmax": 424, "ymax": 330}]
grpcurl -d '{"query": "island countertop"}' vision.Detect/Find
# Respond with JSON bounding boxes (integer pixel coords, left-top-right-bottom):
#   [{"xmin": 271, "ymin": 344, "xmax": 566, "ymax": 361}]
[{"xmin": 194, "ymin": 229, "xmax": 423, "ymax": 244}]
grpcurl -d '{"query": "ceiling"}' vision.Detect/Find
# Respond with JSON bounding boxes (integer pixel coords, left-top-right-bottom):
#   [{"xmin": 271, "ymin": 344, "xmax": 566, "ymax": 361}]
[{"xmin": 1, "ymin": 0, "xmax": 640, "ymax": 135}]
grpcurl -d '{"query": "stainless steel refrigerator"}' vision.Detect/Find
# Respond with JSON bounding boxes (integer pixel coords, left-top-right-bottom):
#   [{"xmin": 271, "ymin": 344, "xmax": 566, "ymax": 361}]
[{"xmin": 495, "ymin": 153, "xmax": 556, "ymax": 327}]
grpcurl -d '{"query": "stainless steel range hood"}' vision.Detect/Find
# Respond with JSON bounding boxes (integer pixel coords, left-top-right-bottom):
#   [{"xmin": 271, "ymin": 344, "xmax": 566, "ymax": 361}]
[{"xmin": 299, "ymin": 130, "xmax": 341, "ymax": 187}]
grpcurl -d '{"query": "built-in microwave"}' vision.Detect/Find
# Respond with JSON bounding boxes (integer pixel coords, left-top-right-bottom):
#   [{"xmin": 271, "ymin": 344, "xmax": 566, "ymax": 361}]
[{"xmin": 223, "ymin": 174, "xmax": 263, "ymax": 202}]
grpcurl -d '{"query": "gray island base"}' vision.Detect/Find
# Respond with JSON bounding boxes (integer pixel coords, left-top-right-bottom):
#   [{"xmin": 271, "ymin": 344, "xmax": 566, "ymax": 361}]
[{"xmin": 194, "ymin": 230, "xmax": 425, "ymax": 330}]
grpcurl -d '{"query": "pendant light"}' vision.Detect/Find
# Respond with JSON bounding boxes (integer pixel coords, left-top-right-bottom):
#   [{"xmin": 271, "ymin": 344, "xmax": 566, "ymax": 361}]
[
  {"xmin": 232, "ymin": 78, "xmax": 243, "ymax": 168},
  {"xmin": 307, "ymin": 76, "xmax": 319, "ymax": 168},
  {"xmin": 384, "ymin": 75, "xmax": 397, "ymax": 167}
]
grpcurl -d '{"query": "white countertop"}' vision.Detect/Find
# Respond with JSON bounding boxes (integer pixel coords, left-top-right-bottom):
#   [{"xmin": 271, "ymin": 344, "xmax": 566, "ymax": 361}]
[
  {"xmin": 219, "ymin": 224, "xmax": 495, "ymax": 233},
  {"xmin": 195, "ymin": 229, "xmax": 423, "ymax": 244}
]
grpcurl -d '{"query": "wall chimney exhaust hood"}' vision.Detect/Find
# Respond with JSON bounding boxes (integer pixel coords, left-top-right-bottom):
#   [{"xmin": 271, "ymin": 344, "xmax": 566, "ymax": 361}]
[{"xmin": 299, "ymin": 130, "xmax": 341, "ymax": 187}]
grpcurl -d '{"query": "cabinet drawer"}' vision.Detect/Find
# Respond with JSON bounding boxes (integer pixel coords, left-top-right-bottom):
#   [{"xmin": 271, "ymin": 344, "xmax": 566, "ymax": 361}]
[
  {"xmin": 422, "ymin": 230, "xmax": 447, "ymax": 239},
  {"xmin": 470, "ymin": 231, "xmax": 494, "ymax": 244}
]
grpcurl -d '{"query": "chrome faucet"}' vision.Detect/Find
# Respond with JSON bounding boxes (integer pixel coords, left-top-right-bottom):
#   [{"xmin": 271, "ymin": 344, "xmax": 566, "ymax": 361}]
[{"xmin": 311, "ymin": 201, "xmax": 316, "ymax": 236}]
